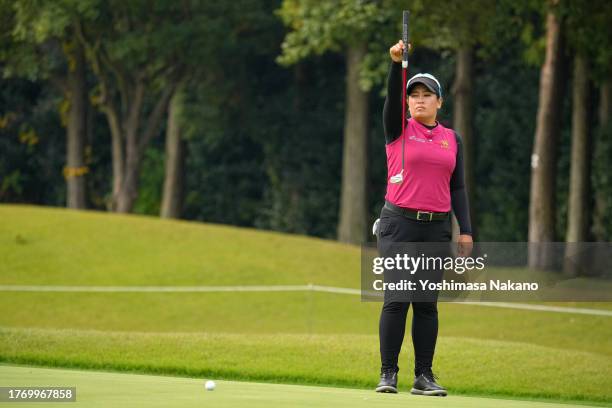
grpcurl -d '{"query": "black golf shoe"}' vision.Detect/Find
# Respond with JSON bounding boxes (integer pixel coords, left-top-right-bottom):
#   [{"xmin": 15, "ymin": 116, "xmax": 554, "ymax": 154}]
[
  {"xmin": 375, "ymin": 368, "xmax": 398, "ymax": 393},
  {"xmin": 410, "ymin": 370, "xmax": 447, "ymax": 396}
]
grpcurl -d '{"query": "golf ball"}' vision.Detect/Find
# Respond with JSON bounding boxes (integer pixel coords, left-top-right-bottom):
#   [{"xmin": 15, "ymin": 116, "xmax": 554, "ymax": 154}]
[{"xmin": 205, "ymin": 380, "xmax": 216, "ymax": 391}]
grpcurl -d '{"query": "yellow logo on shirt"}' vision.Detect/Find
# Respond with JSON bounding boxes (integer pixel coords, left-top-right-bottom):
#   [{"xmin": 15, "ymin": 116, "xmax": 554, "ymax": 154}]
[{"xmin": 440, "ymin": 140, "xmax": 449, "ymax": 149}]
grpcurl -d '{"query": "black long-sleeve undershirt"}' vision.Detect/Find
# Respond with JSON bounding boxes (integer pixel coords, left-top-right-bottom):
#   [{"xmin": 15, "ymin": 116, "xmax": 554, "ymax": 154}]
[
  {"xmin": 449, "ymin": 136, "xmax": 472, "ymax": 235},
  {"xmin": 382, "ymin": 61, "xmax": 472, "ymax": 235},
  {"xmin": 383, "ymin": 62, "xmax": 404, "ymax": 144}
]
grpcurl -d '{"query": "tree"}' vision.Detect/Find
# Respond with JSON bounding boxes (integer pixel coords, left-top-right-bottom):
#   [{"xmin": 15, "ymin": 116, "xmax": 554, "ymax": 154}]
[
  {"xmin": 159, "ymin": 1, "xmax": 243, "ymax": 219},
  {"xmin": 74, "ymin": 1, "xmax": 188, "ymax": 212},
  {"xmin": 160, "ymin": 84, "xmax": 186, "ymax": 218},
  {"xmin": 452, "ymin": 45, "xmax": 475, "ymax": 234},
  {"xmin": 592, "ymin": 79, "xmax": 611, "ymax": 241},
  {"xmin": 562, "ymin": 0, "xmax": 598, "ymax": 247},
  {"xmin": 581, "ymin": 0, "xmax": 612, "ymax": 242},
  {"xmin": 528, "ymin": 0, "xmax": 566, "ymax": 269},
  {"xmin": 565, "ymin": 55, "xmax": 591, "ymax": 244},
  {"xmin": 277, "ymin": 0, "xmax": 394, "ymax": 244},
  {"xmin": 563, "ymin": 54, "xmax": 590, "ymax": 275},
  {"xmin": 416, "ymin": 0, "xmax": 498, "ymax": 241},
  {"xmin": 560, "ymin": 0, "xmax": 612, "ymax": 274},
  {"xmin": 76, "ymin": 1, "xmax": 235, "ymax": 215},
  {"xmin": 2, "ymin": 0, "xmax": 94, "ymax": 208},
  {"xmin": 337, "ymin": 42, "xmax": 369, "ymax": 244},
  {"xmin": 62, "ymin": 39, "xmax": 88, "ymax": 208}
]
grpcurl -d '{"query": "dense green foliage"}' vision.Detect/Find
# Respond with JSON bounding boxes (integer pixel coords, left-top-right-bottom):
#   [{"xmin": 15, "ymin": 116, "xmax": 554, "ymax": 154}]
[{"xmin": 1, "ymin": 0, "xmax": 610, "ymax": 240}]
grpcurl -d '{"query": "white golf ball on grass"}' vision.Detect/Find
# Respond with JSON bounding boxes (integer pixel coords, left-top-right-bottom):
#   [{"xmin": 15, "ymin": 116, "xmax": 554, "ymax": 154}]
[{"xmin": 205, "ymin": 380, "xmax": 216, "ymax": 391}]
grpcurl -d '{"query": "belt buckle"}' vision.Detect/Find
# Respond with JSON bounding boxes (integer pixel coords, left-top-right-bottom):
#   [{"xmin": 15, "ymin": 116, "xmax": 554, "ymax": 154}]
[{"xmin": 417, "ymin": 210, "xmax": 433, "ymax": 221}]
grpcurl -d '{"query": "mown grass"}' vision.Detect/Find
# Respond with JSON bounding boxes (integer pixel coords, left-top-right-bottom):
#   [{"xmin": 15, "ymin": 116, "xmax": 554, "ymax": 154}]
[
  {"xmin": 4, "ymin": 365, "xmax": 599, "ymax": 408},
  {"xmin": 0, "ymin": 292, "xmax": 611, "ymax": 356},
  {"xmin": 1, "ymin": 328, "xmax": 611, "ymax": 405},
  {"xmin": 0, "ymin": 204, "xmax": 611, "ymax": 404}
]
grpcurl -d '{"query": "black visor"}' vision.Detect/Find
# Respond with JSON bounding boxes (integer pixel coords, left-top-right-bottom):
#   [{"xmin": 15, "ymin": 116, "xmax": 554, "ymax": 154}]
[{"xmin": 407, "ymin": 76, "xmax": 441, "ymax": 97}]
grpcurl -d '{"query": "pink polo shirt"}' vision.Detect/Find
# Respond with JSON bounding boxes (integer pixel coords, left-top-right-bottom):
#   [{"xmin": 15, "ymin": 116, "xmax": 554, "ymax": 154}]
[{"xmin": 384, "ymin": 118, "xmax": 457, "ymax": 212}]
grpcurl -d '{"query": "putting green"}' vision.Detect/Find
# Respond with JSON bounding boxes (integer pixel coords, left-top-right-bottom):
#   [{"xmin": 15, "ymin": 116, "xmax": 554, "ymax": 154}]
[{"xmin": 0, "ymin": 365, "xmax": 601, "ymax": 408}]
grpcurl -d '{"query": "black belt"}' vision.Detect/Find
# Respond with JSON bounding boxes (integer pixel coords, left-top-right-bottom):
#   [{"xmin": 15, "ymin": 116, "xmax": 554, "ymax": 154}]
[{"xmin": 384, "ymin": 200, "xmax": 450, "ymax": 222}]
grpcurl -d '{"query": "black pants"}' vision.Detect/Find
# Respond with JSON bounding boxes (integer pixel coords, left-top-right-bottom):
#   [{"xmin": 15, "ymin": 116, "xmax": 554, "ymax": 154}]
[{"xmin": 377, "ymin": 206, "xmax": 451, "ymax": 376}]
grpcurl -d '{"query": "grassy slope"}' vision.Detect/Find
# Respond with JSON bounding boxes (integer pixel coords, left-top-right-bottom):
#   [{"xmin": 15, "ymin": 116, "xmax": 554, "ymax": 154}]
[
  {"xmin": 1, "ymin": 205, "xmax": 357, "ymax": 287},
  {"xmin": 0, "ymin": 204, "xmax": 611, "ymax": 404}
]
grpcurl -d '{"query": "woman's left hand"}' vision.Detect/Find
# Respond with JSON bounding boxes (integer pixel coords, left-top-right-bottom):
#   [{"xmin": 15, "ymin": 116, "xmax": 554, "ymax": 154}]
[{"xmin": 457, "ymin": 234, "xmax": 473, "ymax": 257}]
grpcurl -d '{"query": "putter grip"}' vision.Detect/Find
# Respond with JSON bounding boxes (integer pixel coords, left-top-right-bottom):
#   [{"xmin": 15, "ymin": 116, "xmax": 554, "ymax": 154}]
[{"xmin": 402, "ymin": 10, "xmax": 409, "ymax": 68}]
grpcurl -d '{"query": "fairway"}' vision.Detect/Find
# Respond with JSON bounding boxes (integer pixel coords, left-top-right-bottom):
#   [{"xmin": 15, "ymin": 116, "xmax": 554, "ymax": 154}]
[{"xmin": 0, "ymin": 365, "xmax": 600, "ymax": 408}]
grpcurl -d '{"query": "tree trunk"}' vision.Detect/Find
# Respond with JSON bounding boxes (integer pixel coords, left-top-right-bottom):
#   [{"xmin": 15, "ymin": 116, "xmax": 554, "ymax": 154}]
[
  {"xmin": 65, "ymin": 41, "xmax": 87, "ymax": 209},
  {"xmin": 451, "ymin": 45, "xmax": 476, "ymax": 241},
  {"xmin": 108, "ymin": 112, "xmax": 124, "ymax": 211},
  {"xmin": 115, "ymin": 118, "xmax": 141, "ymax": 213},
  {"xmin": 75, "ymin": 22, "xmax": 175, "ymax": 214},
  {"xmin": 528, "ymin": 8, "xmax": 565, "ymax": 269},
  {"xmin": 592, "ymin": 80, "xmax": 611, "ymax": 241},
  {"xmin": 564, "ymin": 55, "xmax": 591, "ymax": 276},
  {"xmin": 337, "ymin": 44, "xmax": 369, "ymax": 244},
  {"xmin": 566, "ymin": 55, "xmax": 591, "ymax": 242},
  {"xmin": 115, "ymin": 155, "xmax": 140, "ymax": 213},
  {"xmin": 161, "ymin": 87, "xmax": 186, "ymax": 219},
  {"xmin": 598, "ymin": 80, "xmax": 610, "ymax": 126},
  {"xmin": 110, "ymin": 82, "xmax": 174, "ymax": 213}
]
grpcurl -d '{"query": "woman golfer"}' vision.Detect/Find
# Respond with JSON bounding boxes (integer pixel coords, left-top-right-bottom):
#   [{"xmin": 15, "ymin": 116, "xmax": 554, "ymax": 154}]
[{"xmin": 375, "ymin": 40, "xmax": 473, "ymax": 396}]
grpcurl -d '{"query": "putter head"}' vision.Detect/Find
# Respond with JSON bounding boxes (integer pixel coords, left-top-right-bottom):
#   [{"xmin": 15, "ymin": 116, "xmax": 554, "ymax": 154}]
[{"xmin": 372, "ymin": 218, "xmax": 380, "ymax": 236}]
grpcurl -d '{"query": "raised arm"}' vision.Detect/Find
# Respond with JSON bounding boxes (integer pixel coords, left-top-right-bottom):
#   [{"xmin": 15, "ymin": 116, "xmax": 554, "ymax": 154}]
[
  {"xmin": 383, "ymin": 40, "xmax": 409, "ymax": 144},
  {"xmin": 383, "ymin": 61, "xmax": 403, "ymax": 144}
]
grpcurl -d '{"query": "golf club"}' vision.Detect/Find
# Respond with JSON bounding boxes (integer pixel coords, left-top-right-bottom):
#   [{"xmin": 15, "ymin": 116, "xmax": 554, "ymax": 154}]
[{"xmin": 389, "ymin": 10, "xmax": 409, "ymax": 184}]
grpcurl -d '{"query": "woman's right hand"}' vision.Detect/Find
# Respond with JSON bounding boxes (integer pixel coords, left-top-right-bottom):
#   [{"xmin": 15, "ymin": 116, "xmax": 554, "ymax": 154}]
[{"xmin": 389, "ymin": 40, "xmax": 410, "ymax": 63}]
